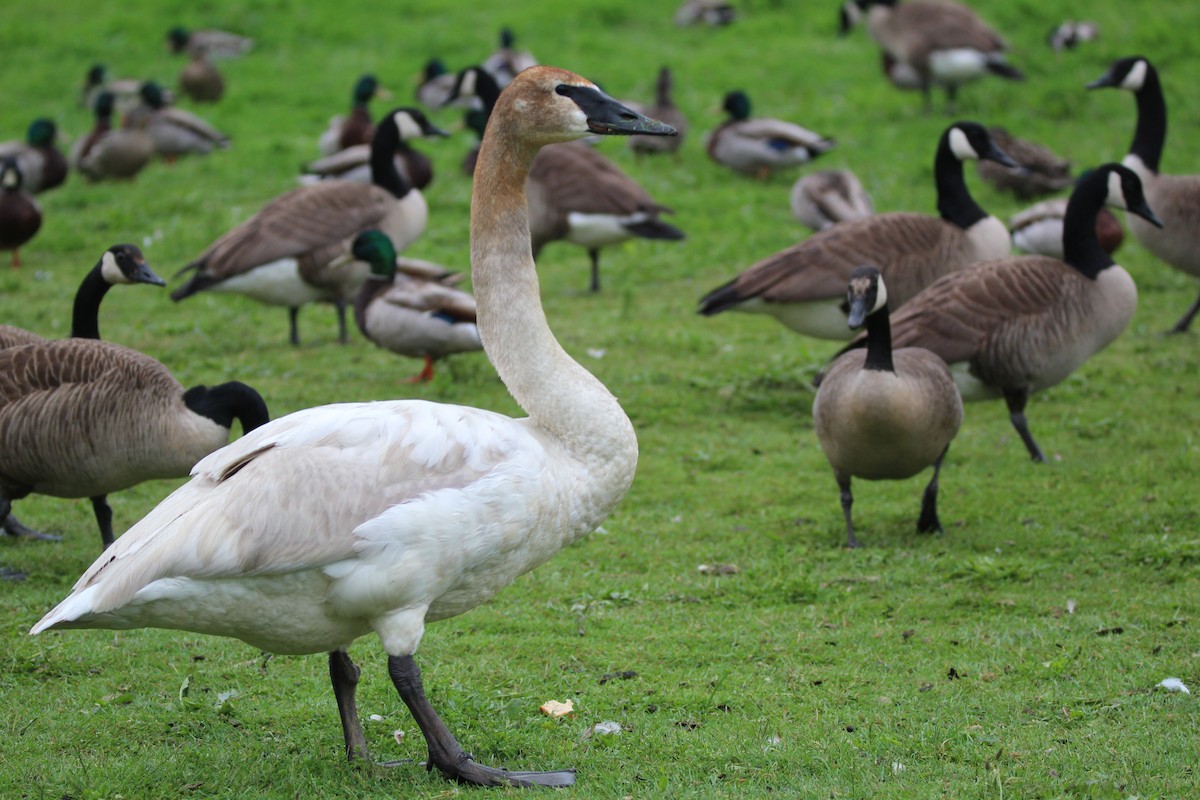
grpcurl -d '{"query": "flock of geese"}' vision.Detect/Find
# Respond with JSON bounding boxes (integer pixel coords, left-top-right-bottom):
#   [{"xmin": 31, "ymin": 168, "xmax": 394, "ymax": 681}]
[{"xmin": 2, "ymin": 0, "xmax": 1199, "ymax": 789}]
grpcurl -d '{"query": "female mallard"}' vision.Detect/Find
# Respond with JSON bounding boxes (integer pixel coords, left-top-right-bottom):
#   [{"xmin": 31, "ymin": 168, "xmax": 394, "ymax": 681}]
[{"xmin": 0, "ymin": 158, "xmax": 42, "ymax": 267}]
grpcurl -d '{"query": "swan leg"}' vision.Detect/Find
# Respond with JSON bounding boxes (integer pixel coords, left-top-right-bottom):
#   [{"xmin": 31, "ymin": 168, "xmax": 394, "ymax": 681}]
[
  {"xmin": 917, "ymin": 446, "xmax": 949, "ymax": 533},
  {"xmin": 587, "ymin": 248, "xmax": 601, "ymax": 293},
  {"xmin": 287, "ymin": 307, "xmax": 301, "ymax": 347},
  {"xmin": 1169, "ymin": 289, "xmax": 1200, "ymax": 334},
  {"xmin": 0, "ymin": 498, "xmax": 61, "ymax": 541},
  {"xmin": 1003, "ymin": 390, "xmax": 1046, "ymax": 462},
  {"xmin": 387, "ymin": 654, "xmax": 576, "ymax": 788},
  {"xmin": 91, "ymin": 495, "xmax": 115, "ymax": 549},
  {"xmin": 836, "ymin": 472, "xmax": 859, "ymax": 549},
  {"xmin": 329, "ymin": 651, "xmax": 371, "ymax": 762}
]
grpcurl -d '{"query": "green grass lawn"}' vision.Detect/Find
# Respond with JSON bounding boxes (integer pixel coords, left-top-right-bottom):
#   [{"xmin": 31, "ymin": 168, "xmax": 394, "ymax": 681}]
[{"xmin": 2, "ymin": 0, "xmax": 1199, "ymax": 797}]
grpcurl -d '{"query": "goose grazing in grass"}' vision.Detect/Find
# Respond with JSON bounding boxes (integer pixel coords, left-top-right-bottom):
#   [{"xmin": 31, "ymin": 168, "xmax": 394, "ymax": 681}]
[
  {"xmin": 1088, "ymin": 56, "xmax": 1200, "ymax": 333},
  {"xmin": 977, "ymin": 126, "xmax": 1072, "ymax": 200},
  {"xmin": 172, "ymin": 107, "xmax": 444, "ymax": 346},
  {"xmin": 31, "ymin": 65, "xmax": 672, "ymax": 788},
  {"xmin": 319, "ymin": 75, "xmax": 385, "ymax": 156},
  {"xmin": 629, "ymin": 67, "xmax": 688, "ymax": 157},
  {"xmin": 839, "ymin": 0, "xmax": 1024, "ymax": 112},
  {"xmin": 813, "ymin": 267, "xmax": 962, "ymax": 548},
  {"xmin": 351, "ymin": 230, "xmax": 481, "ymax": 382},
  {"xmin": 70, "ymin": 91, "xmax": 156, "ymax": 182},
  {"xmin": 0, "ymin": 119, "xmax": 68, "ymax": 194},
  {"xmin": 0, "ymin": 158, "xmax": 42, "ymax": 267},
  {"xmin": 128, "ymin": 82, "xmax": 229, "ymax": 160},
  {"xmin": 179, "ymin": 48, "xmax": 225, "ymax": 103},
  {"xmin": 700, "ymin": 122, "xmax": 1014, "ymax": 339},
  {"xmin": 166, "ymin": 26, "xmax": 253, "ymax": 59},
  {"xmin": 790, "ymin": 169, "xmax": 875, "ymax": 232},
  {"xmin": 706, "ymin": 90, "xmax": 834, "ymax": 178},
  {"xmin": 836, "ymin": 164, "xmax": 1161, "ymax": 463}
]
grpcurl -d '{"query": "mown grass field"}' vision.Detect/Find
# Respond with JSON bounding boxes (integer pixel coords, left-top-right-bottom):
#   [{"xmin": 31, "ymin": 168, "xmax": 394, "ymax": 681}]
[{"xmin": 1, "ymin": 0, "xmax": 1199, "ymax": 797}]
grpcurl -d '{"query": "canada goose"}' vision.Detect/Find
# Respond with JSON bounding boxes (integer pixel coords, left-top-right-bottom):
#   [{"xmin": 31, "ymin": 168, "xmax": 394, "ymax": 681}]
[
  {"xmin": 300, "ymin": 134, "xmax": 435, "ymax": 190},
  {"xmin": 528, "ymin": 141, "xmax": 686, "ymax": 292},
  {"xmin": 0, "ymin": 119, "xmax": 68, "ymax": 194},
  {"xmin": 179, "ymin": 48, "xmax": 225, "ymax": 103},
  {"xmin": 1088, "ymin": 56, "xmax": 1200, "ymax": 333},
  {"xmin": 32, "ymin": 65, "xmax": 672, "ymax": 788},
  {"xmin": 70, "ymin": 91, "xmax": 156, "ymax": 182},
  {"xmin": 127, "ymin": 82, "xmax": 230, "ymax": 160},
  {"xmin": 977, "ymin": 126, "xmax": 1072, "ymax": 200},
  {"xmin": 1010, "ymin": 197, "xmax": 1123, "ymax": 260},
  {"xmin": 629, "ymin": 67, "xmax": 688, "ymax": 156},
  {"xmin": 1047, "ymin": 21, "xmax": 1099, "ymax": 52},
  {"xmin": 318, "ymin": 75, "xmax": 385, "ymax": 156},
  {"xmin": 838, "ymin": 164, "xmax": 1162, "ymax": 462},
  {"xmin": 700, "ymin": 122, "xmax": 1015, "ymax": 339},
  {"xmin": 172, "ymin": 108, "xmax": 444, "ymax": 346},
  {"xmin": 675, "ymin": 0, "xmax": 737, "ymax": 26},
  {"xmin": 443, "ymin": 66, "xmax": 503, "ymax": 176},
  {"xmin": 351, "ymin": 230, "xmax": 481, "ymax": 382},
  {"xmin": 839, "ymin": 0, "xmax": 1024, "ymax": 111},
  {"xmin": 0, "ymin": 159, "xmax": 42, "ymax": 267},
  {"xmin": 166, "ymin": 26, "xmax": 253, "ymax": 59},
  {"xmin": 813, "ymin": 266, "xmax": 962, "ymax": 548},
  {"xmin": 790, "ymin": 169, "xmax": 875, "ymax": 232},
  {"xmin": 481, "ymin": 27, "xmax": 537, "ymax": 87},
  {"xmin": 707, "ymin": 90, "xmax": 834, "ymax": 178}
]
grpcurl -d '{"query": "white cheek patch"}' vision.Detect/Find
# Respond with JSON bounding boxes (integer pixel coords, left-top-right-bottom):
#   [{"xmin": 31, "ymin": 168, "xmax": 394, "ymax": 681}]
[
  {"xmin": 393, "ymin": 111, "xmax": 423, "ymax": 141},
  {"xmin": 872, "ymin": 277, "xmax": 889, "ymax": 313},
  {"xmin": 1106, "ymin": 170, "xmax": 1128, "ymax": 209},
  {"xmin": 100, "ymin": 250, "xmax": 129, "ymax": 284},
  {"xmin": 1122, "ymin": 60, "xmax": 1147, "ymax": 91},
  {"xmin": 948, "ymin": 127, "xmax": 979, "ymax": 161}
]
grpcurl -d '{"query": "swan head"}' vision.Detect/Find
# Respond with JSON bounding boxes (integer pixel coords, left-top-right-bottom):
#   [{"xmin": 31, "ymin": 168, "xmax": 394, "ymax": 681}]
[
  {"xmin": 844, "ymin": 265, "xmax": 886, "ymax": 329},
  {"xmin": 100, "ymin": 244, "xmax": 166, "ymax": 286},
  {"xmin": 493, "ymin": 66, "xmax": 677, "ymax": 146}
]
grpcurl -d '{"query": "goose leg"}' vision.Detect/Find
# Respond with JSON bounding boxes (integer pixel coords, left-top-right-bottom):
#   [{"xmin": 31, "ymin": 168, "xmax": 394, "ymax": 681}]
[
  {"xmin": 836, "ymin": 472, "xmax": 859, "ymax": 549},
  {"xmin": 1003, "ymin": 390, "xmax": 1045, "ymax": 463},
  {"xmin": 0, "ymin": 499, "xmax": 61, "ymax": 541},
  {"xmin": 1169, "ymin": 289, "xmax": 1200, "ymax": 334},
  {"xmin": 587, "ymin": 248, "xmax": 601, "ymax": 293},
  {"xmin": 917, "ymin": 446, "xmax": 950, "ymax": 533},
  {"xmin": 288, "ymin": 307, "xmax": 301, "ymax": 346},
  {"xmin": 91, "ymin": 495, "xmax": 115, "ymax": 549},
  {"xmin": 387, "ymin": 654, "xmax": 576, "ymax": 788},
  {"xmin": 329, "ymin": 651, "xmax": 371, "ymax": 762}
]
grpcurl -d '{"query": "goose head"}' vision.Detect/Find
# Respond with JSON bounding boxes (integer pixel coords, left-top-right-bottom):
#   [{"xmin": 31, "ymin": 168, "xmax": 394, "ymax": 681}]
[
  {"xmin": 844, "ymin": 265, "xmax": 887, "ymax": 329},
  {"xmin": 1094, "ymin": 163, "xmax": 1162, "ymax": 227},
  {"xmin": 943, "ymin": 121, "xmax": 1018, "ymax": 167},
  {"xmin": 722, "ymin": 90, "xmax": 752, "ymax": 121},
  {"xmin": 443, "ymin": 66, "xmax": 501, "ymax": 111},
  {"xmin": 100, "ymin": 244, "xmax": 166, "ymax": 286},
  {"xmin": 351, "ymin": 230, "xmax": 397, "ymax": 279},
  {"xmin": 1087, "ymin": 56, "xmax": 1151, "ymax": 93},
  {"xmin": 384, "ymin": 107, "xmax": 449, "ymax": 143}
]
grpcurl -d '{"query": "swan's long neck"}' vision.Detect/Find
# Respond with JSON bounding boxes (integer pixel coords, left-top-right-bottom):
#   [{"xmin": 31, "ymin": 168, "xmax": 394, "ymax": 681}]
[{"xmin": 470, "ymin": 129, "xmax": 637, "ymax": 463}]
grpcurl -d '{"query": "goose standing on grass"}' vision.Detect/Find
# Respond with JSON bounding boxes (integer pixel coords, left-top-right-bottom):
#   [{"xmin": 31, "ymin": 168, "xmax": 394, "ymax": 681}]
[
  {"xmin": 700, "ymin": 122, "xmax": 1015, "ymax": 339},
  {"xmin": 835, "ymin": 164, "xmax": 1161, "ymax": 462},
  {"xmin": 1088, "ymin": 56, "xmax": 1200, "ymax": 333},
  {"xmin": 813, "ymin": 267, "xmax": 962, "ymax": 548},
  {"xmin": 166, "ymin": 26, "xmax": 253, "ymax": 59},
  {"xmin": 31, "ymin": 65, "xmax": 672, "ymax": 788},
  {"xmin": 179, "ymin": 48, "xmax": 225, "ymax": 103},
  {"xmin": 319, "ymin": 75, "xmax": 385, "ymax": 156},
  {"xmin": 300, "ymin": 124, "xmax": 439, "ymax": 190},
  {"xmin": 707, "ymin": 90, "xmax": 834, "ymax": 178},
  {"xmin": 351, "ymin": 230, "xmax": 481, "ymax": 382},
  {"xmin": 790, "ymin": 169, "xmax": 874, "ymax": 232},
  {"xmin": 71, "ymin": 91, "xmax": 156, "ymax": 182},
  {"xmin": 838, "ymin": 0, "xmax": 1024, "ymax": 112},
  {"xmin": 172, "ymin": 107, "xmax": 445, "ymax": 346},
  {"xmin": 128, "ymin": 82, "xmax": 230, "ymax": 160},
  {"xmin": 0, "ymin": 159, "xmax": 42, "ymax": 268},
  {"xmin": 0, "ymin": 119, "xmax": 68, "ymax": 194},
  {"xmin": 629, "ymin": 67, "xmax": 688, "ymax": 157}
]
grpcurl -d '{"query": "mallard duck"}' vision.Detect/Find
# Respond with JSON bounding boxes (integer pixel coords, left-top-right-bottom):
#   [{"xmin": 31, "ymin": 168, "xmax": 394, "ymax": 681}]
[
  {"xmin": 318, "ymin": 74, "xmax": 385, "ymax": 156},
  {"xmin": 127, "ymin": 82, "xmax": 229, "ymax": 160},
  {"xmin": 179, "ymin": 48, "xmax": 225, "ymax": 102},
  {"xmin": 166, "ymin": 26, "xmax": 253, "ymax": 59},
  {"xmin": 351, "ymin": 230, "xmax": 481, "ymax": 382},
  {"xmin": 79, "ymin": 64, "xmax": 160, "ymax": 112},
  {"xmin": 415, "ymin": 58, "xmax": 468, "ymax": 110},
  {"xmin": 629, "ymin": 67, "xmax": 688, "ymax": 156},
  {"xmin": 789, "ymin": 169, "xmax": 874, "ymax": 231},
  {"xmin": 977, "ymin": 126, "xmax": 1071, "ymax": 200},
  {"xmin": 1048, "ymin": 21, "xmax": 1099, "ymax": 52},
  {"xmin": 32, "ymin": 65, "xmax": 673, "ymax": 788},
  {"xmin": 674, "ymin": 0, "xmax": 736, "ymax": 26},
  {"xmin": 839, "ymin": 0, "xmax": 1024, "ymax": 112},
  {"xmin": 172, "ymin": 108, "xmax": 444, "ymax": 345},
  {"xmin": 0, "ymin": 159, "xmax": 42, "ymax": 267},
  {"xmin": 70, "ymin": 91, "xmax": 156, "ymax": 182},
  {"xmin": 706, "ymin": 90, "xmax": 834, "ymax": 178},
  {"xmin": 0, "ymin": 119, "xmax": 68, "ymax": 194},
  {"xmin": 813, "ymin": 267, "xmax": 962, "ymax": 548},
  {"xmin": 1010, "ymin": 197, "xmax": 1123, "ymax": 259},
  {"xmin": 481, "ymin": 27, "xmax": 537, "ymax": 87}
]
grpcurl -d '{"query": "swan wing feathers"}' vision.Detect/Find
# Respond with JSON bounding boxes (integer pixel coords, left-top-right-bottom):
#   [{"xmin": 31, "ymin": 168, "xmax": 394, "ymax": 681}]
[{"xmin": 41, "ymin": 400, "xmax": 549, "ymax": 624}]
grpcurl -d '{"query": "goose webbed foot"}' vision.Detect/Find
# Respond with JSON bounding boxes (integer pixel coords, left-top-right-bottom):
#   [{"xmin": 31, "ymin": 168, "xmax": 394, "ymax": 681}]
[
  {"xmin": 388, "ymin": 654, "xmax": 576, "ymax": 788},
  {"xmin": 3, "ymin": 513, "xmax": 62, "ymax": 541}
]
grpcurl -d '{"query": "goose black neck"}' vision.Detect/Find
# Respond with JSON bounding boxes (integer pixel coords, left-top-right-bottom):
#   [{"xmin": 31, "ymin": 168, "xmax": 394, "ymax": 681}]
[
  {"xmin": 863, "ymin": 306, "xmax": 895, "ymax": 373},
  {"xmin": 370, "ymin": 119, "xmax": 414, "ymax": 199},
  {"xmin": 475, "ymin": 69, "xmax": 502, "ymax": 118},
  {"xmin": 69, "ymin": 262, "xmax": 114, "ymax": 339},
  {"xmin": 934, "ymin": 136, "xmax": 987, "ymax": 229},
  {"xmin": 1062, "ymin": 176, "xmax": 1115, "ymax": 279},
  {"xmin": 183, "ymin": 381, "xmax": 270, "ymax": 433},
  {"xmin": 1129, "ymin": 66, "xmax": 1166, "ymax": 174}
]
